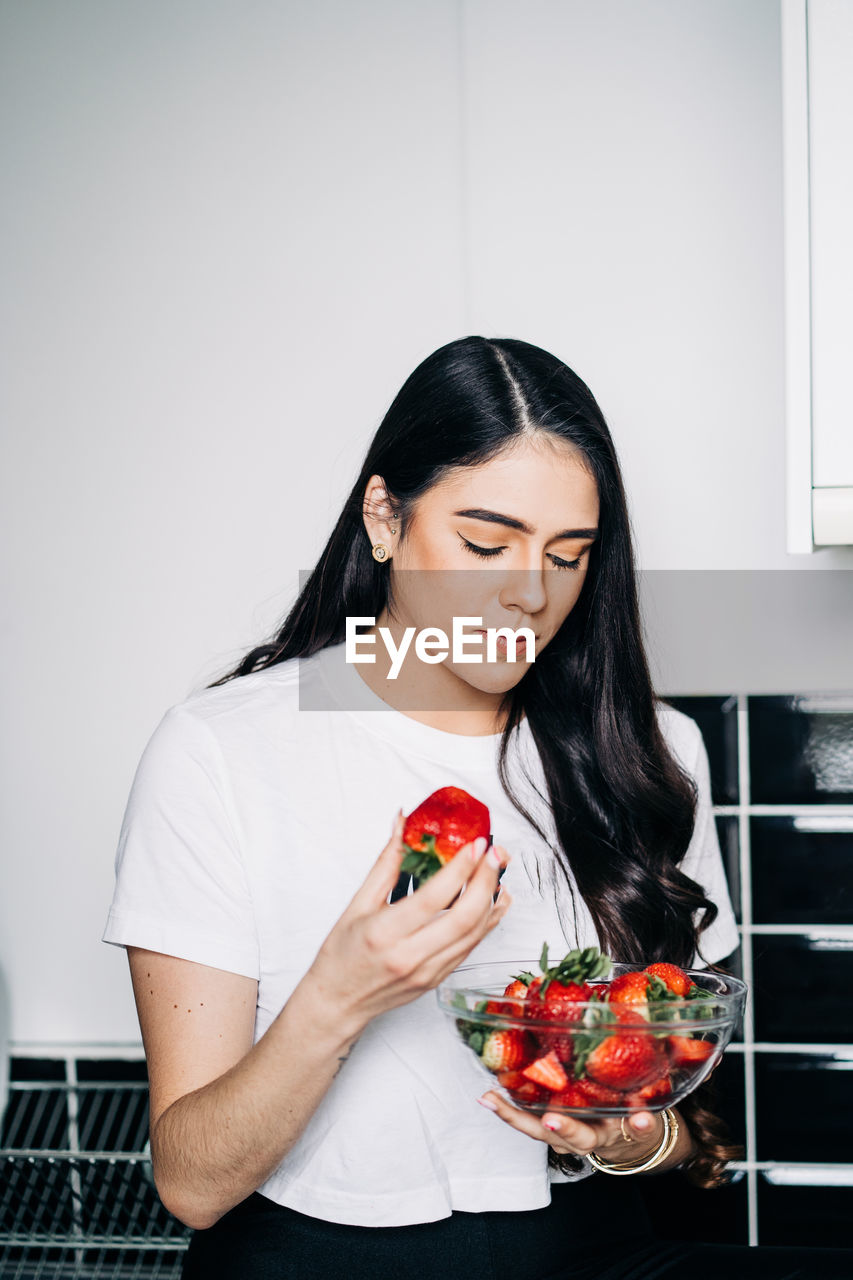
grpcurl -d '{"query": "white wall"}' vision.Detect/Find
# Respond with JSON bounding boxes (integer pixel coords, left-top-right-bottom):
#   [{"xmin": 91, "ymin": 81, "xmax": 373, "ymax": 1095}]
[{"xmin": 2, "ymin": 0, "xmax": 851, "ymax": 1046}]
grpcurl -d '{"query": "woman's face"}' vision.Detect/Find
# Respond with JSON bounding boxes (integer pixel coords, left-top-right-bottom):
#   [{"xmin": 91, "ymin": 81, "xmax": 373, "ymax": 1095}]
[{"xmin": 363, "ymin": 434, "xmax": 600, "ymax": 702}]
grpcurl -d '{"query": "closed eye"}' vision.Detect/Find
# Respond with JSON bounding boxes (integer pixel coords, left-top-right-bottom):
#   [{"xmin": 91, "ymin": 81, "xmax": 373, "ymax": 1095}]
[{"xmin": 459, "ymin": 536, "xmax": 584, "ymax": 571}]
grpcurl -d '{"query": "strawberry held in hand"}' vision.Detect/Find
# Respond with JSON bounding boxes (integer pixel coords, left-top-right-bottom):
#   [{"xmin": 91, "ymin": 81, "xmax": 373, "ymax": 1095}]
[{"xmin": 400, "ymin": 786, "xmax": 491, "ymax": 883}]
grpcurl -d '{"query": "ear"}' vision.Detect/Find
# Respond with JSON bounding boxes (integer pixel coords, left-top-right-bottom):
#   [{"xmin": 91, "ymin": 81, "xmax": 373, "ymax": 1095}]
[{"xmin": 362, "ymin": 474, "xmax": 399, "ymax": 546}]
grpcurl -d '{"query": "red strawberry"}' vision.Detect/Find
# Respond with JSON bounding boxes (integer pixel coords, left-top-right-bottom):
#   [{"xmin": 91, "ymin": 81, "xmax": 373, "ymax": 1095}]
[
  {"xmin": 644, "ymin": 962, "xmax": 692, "ymax": 998},
  {"xmin": 624, "ymin": 1074, "xmax": 673, "ymax": 1105},
  {"xmin": 483, "ymin": 998, "xmax": 525, "ymax": 1017},
  {"xmin": 522, "ymin": 1051, "xmax": 569, "ymax": 1091},
  {"xmin": 607, "ymin": 971, "xmax": 652, "ymax": 1008},
  {"xmin": 583, "ymin": 1029, "xmax": 668, "ymax": 1092},
  {"xmin": 527, "ymin": 978, "xmax": 592, "ymax": 1064},
  {"xmin": 495, "ymin": 1070, "xmax": 546, "ymax": 1105},
  {"xmin": 503, "ymin": 978, "xmax": 532, "ymax": 1000},
  {"xmin": 547, "ymin": 1081, "xmax": 591, "ymax": 1108},
  {"xmin": 400, "ymin": 787, "xmax": 490, "ymax": 882},
  {"xmin": 525, "ymin": 976, "xmax": 544, "ymax": 1002},
  {"xmin": 481, "ymin": 1029, "xmax": 535, "ymax": 1072},
  {"xmin": 667, "ymin": 1036, "xmax": 715, "ymax": 1068},
  {"xmin": 573, "ymin": 1077, "xmax": 624, "ymax": 1105}
]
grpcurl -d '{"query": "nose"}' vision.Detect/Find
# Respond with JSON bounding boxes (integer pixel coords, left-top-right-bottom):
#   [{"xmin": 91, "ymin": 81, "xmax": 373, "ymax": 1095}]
[{"xmin": 498, "ymin": 568, "xmax": 548, "ymax": 618}]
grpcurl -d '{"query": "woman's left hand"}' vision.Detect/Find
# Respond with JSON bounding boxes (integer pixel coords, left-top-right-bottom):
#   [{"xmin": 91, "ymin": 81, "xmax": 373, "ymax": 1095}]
[{"xmin": 478, "ymin": 1090, "xmax": 660, "ymax": 1161}]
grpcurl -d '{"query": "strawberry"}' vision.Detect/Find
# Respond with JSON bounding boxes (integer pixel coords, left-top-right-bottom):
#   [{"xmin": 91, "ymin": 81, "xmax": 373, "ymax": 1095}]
[
  {"xmin": 573, "ymin": 1077, "xmax": 624, "ymax": 1105},
  {"xmin": 527, "ymin": 979, "xmax": 592, "ymax": 1064},
  {"xmin": 667, "ymin": 1035, "xmax": 715, "ymax": 1068},
  {"xmin": 400, "ymin": 787, "xmax": 490, "ymax": 882},
  {"xmin": 583, "ymin": 1029, "xmax": 668, "ymax": 1092},
  {"xmin": 522, "ymin": 1051, "xmax": 569, "ymax": 1091},
  {"xmin": 644, "ymin": 962, "xmax": 692, "ymax": 998},
  {"xmin": 481, "ymin": 1029, "xmax": 535, "ymax": 1073},
  {"xmin": 524, "ymin": 976, "xmax": 544, "ymax": 1004},
  {"xmin": 624, "ymin": 1074, "xmax": 673, "ymax": 1105},
  {"xmin": 496, "ymin": 1070, "xmax": 546, "ymax": 1105},
  {"xmin": 606, "ymin": 971, "xmax": 652, "ymax": 1008},
  {"xmin": 483, "ymin": 998, "xmax": 525, "ymax": 1018},
  {"xmin": 523, "ymin": 945, "xmax": 611, "ymax": 1064},
  {"xmin": 546, "ymin": 1081, "xmax": 590, "ymax": 1108},
  {"xmin": 503, "ymin": 978, "xmax": 532, "ymax": 1000},
  {"xmin": 548, "ymin": 1076, "xmax": 624, "ymax": 1109}
]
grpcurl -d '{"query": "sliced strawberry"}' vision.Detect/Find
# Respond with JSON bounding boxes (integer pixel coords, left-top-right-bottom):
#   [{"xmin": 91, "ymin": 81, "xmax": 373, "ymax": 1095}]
[
  {"xmin": 644, "ymin": 962, "xmax": 692, "ymax": 998},
  {"xmin": 667, "ymin": 1035, "xmax": 715, "ymax": 1067},
  {"xmin": 624, "ymin": 1074, "xmax": 673, "ymax": 1105},
  {"xmin": 481, "ymin": 1029, "xmax": 535, "ymax": 1073},
  {"xmin": 522, "ymin": 1051, "xmax": 569, "ymax": 1091},
  {"xmin": 495, "ymin": 1070, "xmax": 546, "ymax": 1105},
  {"xmin": 400, "ymin": 787, "xmax": 490, "ymax": 882},
  {"xmin": 573, "ymin": 1077, "xmax": 624, "ymax": 1105},
  {"xmin": 547, "ymin": 1081, "xmax": 591, "ymax": 1108}
]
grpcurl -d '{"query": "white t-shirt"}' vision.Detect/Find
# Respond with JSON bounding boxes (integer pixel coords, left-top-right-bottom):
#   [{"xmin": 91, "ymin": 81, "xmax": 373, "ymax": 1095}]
[{"xmin": 103, "ymin": 641, "xmax": 740, "ymax": 1227}]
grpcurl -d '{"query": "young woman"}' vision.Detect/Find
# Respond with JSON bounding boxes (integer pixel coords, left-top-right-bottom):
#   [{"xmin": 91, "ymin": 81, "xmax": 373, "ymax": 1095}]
[{"xmin": 104, "ymin": 337, "xmax": 852, "ymax": 1278}]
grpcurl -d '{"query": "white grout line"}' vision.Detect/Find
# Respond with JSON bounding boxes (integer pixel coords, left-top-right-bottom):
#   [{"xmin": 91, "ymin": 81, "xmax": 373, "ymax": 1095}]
[
  {"xmin": 724, "ymin": 1042, "xmax": 853, "ymax": 1057},
  {"xmin": 713, "ymin": 805, "xmax": 853, "ymax": 816},
  {"xmin": 737, "ymin": 693, "xmax": 760, "ymax": 1247}
]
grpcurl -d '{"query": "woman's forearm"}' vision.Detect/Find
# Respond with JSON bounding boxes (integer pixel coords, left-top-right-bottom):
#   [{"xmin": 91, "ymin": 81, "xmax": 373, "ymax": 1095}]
[{"xmin": 150, "ymin": 978, "xmax": 364, "ymax": 1230}]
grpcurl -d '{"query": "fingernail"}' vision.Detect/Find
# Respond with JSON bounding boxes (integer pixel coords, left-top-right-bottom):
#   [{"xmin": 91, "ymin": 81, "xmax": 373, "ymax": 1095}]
[
  {"xmin": 633, "ymin": 1115, "xmax": 651, "ymax": 1131},
  {"xmin": 470, "ymin": 836, "xmax": 488, "ymax": 861},
  {"xmin": 477, "ymin": 1095, "xmax": 498, "ymax": 1112},
  {"xmin": 486, "ymin": 846, "xmax": 502, "ymax": 869},
  {"xmin": 542, "ymin": 1118, "xmax": 561, "ymax": 1133}
]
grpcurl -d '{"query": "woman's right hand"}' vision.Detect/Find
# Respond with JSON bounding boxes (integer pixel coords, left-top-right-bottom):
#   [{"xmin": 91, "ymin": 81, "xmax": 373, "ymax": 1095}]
[
  {"xmin": 300, "ymin": 809, "xmax": 511, "ymax": 1039},
  {"xmin": 134, "ymin": 811, "xmax": 509, "ymax": 1230}
]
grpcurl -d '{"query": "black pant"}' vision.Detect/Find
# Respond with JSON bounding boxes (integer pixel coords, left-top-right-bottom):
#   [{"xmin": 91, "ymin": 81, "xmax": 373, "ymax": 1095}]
[{"xmin": 182, "ymin": 1177, "xmax": 853, "ymax": 1280}]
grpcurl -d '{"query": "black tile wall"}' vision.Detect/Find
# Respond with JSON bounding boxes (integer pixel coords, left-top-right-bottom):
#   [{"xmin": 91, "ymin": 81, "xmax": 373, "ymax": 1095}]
[
  {"xmin": 709, "ymin": 1048, "xmax": 747, "ymax": 1151},
  {"xmin": 753, "ymin": 936, "xmax": 853, "ymax": 1043},
  {"xmin": 751, "ymin": 818, "xmax": 853, "ymax": 924},
  {"xmin": 716, "ymin": 815, "xmax": 742, "ymax": 922},
  {"xmin": 755, "ymin": 1053, "xmax": 853, "ymax": 1162},
  {"xmin": 665, "ymin": 695, "xmax": 739, "ymax": 804},
  {"xmin": 749, "ymin": 697, "xmax": 853, "ymax": 804}
]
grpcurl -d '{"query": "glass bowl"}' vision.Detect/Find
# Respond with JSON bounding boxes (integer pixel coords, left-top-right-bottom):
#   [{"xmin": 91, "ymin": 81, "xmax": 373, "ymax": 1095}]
[{"xmin": 437, "ymin": 960, "xmax": 747, "ymax": 1118}]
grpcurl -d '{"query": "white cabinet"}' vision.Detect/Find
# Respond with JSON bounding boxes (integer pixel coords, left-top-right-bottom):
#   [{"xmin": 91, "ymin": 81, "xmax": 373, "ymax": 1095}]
[{"xmin": 783, "ymin": 0, "xmax": 853, "ymax": 549}]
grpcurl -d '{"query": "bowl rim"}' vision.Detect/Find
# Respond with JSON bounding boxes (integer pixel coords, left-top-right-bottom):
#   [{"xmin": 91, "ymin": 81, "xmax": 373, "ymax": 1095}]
[{"xmin": 437, "ymin": 958, "xmax": 747, "ymax": 1026}]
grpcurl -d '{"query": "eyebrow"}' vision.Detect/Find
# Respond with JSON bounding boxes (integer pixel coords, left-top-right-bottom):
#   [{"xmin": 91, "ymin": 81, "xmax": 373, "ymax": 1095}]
[{"xmin": 453, "ymin": 508, "xmax": 599, "ymax": 541}]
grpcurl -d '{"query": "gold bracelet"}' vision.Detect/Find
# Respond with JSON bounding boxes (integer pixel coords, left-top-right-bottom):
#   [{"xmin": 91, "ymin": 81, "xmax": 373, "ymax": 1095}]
[{"xmin": 586, "ymin": 1108, "xmax": 680, "ymax": 1176}]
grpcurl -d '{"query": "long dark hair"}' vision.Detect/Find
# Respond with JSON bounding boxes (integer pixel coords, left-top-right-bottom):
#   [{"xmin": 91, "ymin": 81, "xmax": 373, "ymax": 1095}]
[{"xmin": 212, "ymin": 336, "xmax": 741, "ymax": 1186}]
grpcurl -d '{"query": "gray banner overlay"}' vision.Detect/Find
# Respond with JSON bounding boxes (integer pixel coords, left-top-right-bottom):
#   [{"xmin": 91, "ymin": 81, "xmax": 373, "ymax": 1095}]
[{"xmin": 296, "ymin": 569, "xmax": 853, "ymax": 709}]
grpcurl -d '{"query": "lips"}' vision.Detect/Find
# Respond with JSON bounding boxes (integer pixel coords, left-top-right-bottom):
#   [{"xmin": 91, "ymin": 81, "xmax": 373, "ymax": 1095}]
[{"xmin": 476, "ymin": 629, "xmax": 538, "ymax": 654}]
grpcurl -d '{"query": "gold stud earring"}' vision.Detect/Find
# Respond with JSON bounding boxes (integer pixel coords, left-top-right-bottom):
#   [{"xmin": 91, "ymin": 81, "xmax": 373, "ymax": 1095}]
[{"xmin": 372, "ymin": 543, "xmax": 390, "ymax": 562}]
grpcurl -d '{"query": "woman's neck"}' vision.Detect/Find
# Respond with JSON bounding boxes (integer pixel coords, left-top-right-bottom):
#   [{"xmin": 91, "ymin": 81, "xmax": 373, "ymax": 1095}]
[{"xmin": 351, "ymin": 624, "xmax": 511, "ymax": 738}]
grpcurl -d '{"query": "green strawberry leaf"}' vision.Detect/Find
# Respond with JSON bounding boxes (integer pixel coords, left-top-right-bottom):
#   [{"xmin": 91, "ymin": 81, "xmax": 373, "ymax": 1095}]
[
  {"xmin": 400, "ymin": 844, "xmax": 443, "ymax": 883},
  {"xmin": 511, "ymin": 970, "xmax": 537, "ymax": 987}
]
